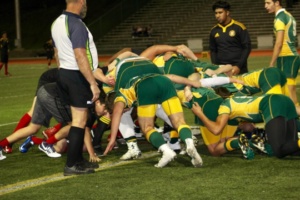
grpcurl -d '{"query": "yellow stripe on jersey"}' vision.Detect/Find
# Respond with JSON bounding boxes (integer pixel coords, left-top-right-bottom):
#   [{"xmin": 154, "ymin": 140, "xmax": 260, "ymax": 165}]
[
  {"xmin": 234, "ymin": 20, "xmax": 246, "ymax": 30},
  {"xmin": 152, "ymin": 55, "xmax": 165, "ymax": 68},
  {"xmin": 99, "ymin": 116, "xmax": 111, "ymax": 124}
]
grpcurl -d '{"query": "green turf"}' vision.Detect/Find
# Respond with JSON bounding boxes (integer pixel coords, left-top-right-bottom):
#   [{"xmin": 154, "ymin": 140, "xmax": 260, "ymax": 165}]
[{"xmin": 1, "ymin": 57, "xmax": 300, "ymax": 199}]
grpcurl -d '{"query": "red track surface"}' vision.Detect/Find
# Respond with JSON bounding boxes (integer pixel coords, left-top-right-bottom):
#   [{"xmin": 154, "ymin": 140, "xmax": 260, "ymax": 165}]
[{"xmin": 9, "ymin": 49, "xmax": 300, "ymax": 64}]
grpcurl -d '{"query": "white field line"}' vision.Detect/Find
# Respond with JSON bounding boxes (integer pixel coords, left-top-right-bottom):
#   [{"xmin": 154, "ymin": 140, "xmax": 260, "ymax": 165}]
[
  {"xmin": 0, "ymin": 122, "xmax": 18, "ymax": 127},
  {"xmin": 0, "ymin": 94, "xmax": 31, "ymax": 99},
  {"xmin": 0, "ymin": 151, "xmax": 159, "ymax": 196}
]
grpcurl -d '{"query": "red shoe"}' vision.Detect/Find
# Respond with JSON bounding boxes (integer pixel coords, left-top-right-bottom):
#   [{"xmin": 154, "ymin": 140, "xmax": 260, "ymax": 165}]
[
  {"xmin": 3, "ymin": 145, "xmax": 13, "ymax": 153},
  {"xmin": 5, "ymin": 72, "xmax": 12, "ymax": 77},
  {"xmin": 42, "ymin": 126, "xmax": 59, "ymax": 139}
]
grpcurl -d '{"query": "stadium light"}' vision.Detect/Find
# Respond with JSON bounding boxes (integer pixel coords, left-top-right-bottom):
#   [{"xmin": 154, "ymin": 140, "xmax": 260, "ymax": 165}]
[{"xmin": 14, "ymin": 0, "xmax": 22, "ymax": 49}]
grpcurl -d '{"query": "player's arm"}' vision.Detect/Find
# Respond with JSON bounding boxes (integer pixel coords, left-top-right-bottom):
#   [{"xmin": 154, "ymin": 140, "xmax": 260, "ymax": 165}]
[
  {"xmin": 204, "ymin": 64, "xmax": 233, "ymax": 76},
  {"xmin": 104, "ymin": 48, "xmax": 132, "ymax": 66},
  {"xmin": 140, "ymin": 45, "xmax": 178, "ymax": 60},
  {"xmin": 107, "ymin": 51, "xmax": 139, "ymax": 72},
  {"xmin": 176, "ymin": 45, "xmax": 198, "ymax": 61},
  {"xmin": 269, "ymin": 30, "xmax": 284, "ymax": 67},
  {"xmin": 94, "ymin": 67, "xmax": 115, "ymax": 86},
  {"xmin": 84, "ymin": 127, "xmax": 101, "ymax": 162},
  {"xmin": 164, "ymin": 73, "xmax": 201, "ymax": 88},
  {"xmin": 103, "ymin": 101, "xmax": 125, "ymax": 155},
  {"xmin": 191, "ymin": 102, "xmax": 229, "ymax": 135}
]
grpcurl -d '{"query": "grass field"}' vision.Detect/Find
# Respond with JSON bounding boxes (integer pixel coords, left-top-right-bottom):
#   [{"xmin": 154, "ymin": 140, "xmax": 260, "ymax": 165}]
[{"xmin": 1, "ymin": 56, "xmax": 300, "ymax": 199}]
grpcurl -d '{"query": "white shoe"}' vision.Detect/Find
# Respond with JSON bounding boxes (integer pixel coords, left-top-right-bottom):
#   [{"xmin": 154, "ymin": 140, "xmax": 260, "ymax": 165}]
[
  {"xmin": 179, "ymin": 148, "xmax": 187, "ymax": 155},
  {"xmin": 0, "ymin": 148, "xmax": 6, "ymax": 160},
  {"xmin": 155, "ymin": 144, "xmax": 176, "ymax": 168},
  {"xmin": 192, "ymin": 135, "xmax": 199, "ymax": 146},
  {"xmin": 120, "ymin": 141, "xmax": 141, "ymax": 160},
  {"xmin": 185, "ymin": 138, "xmax": 203, "ymax": 167},
  {"xmin": 38, "ymin": 142, "xmax": 61, "ymax": 158}
]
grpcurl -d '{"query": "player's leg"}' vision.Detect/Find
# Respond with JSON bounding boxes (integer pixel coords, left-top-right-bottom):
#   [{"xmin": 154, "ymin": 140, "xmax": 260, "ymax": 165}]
[
  {"xmin": 162, "ymin": 97, "xmax": 203, "ymax": 167},
  {"xmin": 138, "ymin": 104, "xmax": 176, "ymax": 168},
  {"xmin": 119, "ymin": 108, "xmax": 141, "ymax": 160},
  {"xmin": 265, "ymin": 117, "xmax": 300, "ymax": 158},
  {"xmin": 0, "ymin": 123, "xmax": 41, "ymax": 149},
  {"xmin": 155, "ymin": 104, "xmax": 181, "ymax": 152}
]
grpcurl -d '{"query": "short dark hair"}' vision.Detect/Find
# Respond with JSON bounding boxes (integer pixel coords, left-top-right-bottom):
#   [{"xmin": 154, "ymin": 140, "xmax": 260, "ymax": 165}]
[
  {"xmin": 105, "ymin": 91, "xmax": 116, "ymax": 114},
  {"xmin": 212, "ymin": 1, "xmax": 231, "ymax": 11},
  {"xmin": 272, "ymin": 0, "xmax": 282, "ymax": 6},
  {"xmin": 98, "ymin": 91, "xmax": 107, "ymax": 104}
]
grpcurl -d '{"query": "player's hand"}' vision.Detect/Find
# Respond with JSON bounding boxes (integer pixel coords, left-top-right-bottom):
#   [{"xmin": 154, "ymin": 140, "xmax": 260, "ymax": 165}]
[
  {"xmin": 231, "ymin": 66, "xmax": 240, "ymax": 75},
  {"xmin": 89, "ymin": 154, "xmax": 101, "ymax": 162},
  {"xmin": 184, "ymin": 87, "xmax": 193, "ymax": 101},
  {"xmin": 204, "ymin": 69, "xmax": 216, "ymax": 77},
  {"xmin": 103, "ymin": 139, "xmax": 116, "ymax": 155},
  {"xmin": 191, "ymin": 102, "xmax": 202, "ymax": 116},
  {"xmin": 106, "ymin": 76, "xmax": 115, "ymax": 86},
  {"xmin": 229, "ymin": 77, "xmax": 244, "ymax": 85},
  {"xmin": 191, "ymin": 80, "xmax": 201, "ymax": 88}
]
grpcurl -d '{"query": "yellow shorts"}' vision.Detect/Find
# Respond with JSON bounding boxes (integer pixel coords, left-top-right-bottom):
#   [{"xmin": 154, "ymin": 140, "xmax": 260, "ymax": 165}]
[
  {"xmin": 137, "ymin": 97, "xmax": 183, "ymax": 117},
  {"xmin": 200, "ymin": 125, "xmax": 238, "ymax": 145}
]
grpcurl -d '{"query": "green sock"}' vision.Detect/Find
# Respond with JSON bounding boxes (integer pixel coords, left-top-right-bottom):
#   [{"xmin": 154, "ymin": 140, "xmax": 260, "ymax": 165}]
[
  {"xmin": 149, "ymin": 131, "xmax": 166, "ymax": 149},
  {"xmin": 224, "ymin": 138, "xmax": 239, "ymax": 151},
  {"xmin": 179, "ymin": 127, "xmax": 192, "ymax": 141}
]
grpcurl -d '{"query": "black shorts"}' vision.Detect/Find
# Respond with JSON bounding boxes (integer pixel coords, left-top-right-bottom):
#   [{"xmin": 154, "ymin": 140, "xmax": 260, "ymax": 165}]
[{"xmin": 57, "ymin": 68, "xmax": 93, "ymax": 108}]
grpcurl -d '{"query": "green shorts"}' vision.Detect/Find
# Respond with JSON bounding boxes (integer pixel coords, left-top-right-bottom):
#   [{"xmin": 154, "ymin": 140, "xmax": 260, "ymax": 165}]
[
  {"xmin": 258, "ymin": 67, "xmax": 287, "ymax": 93},
  {"xmin": 115, "ymin": 60, "xmax": 161, "ymax": 91},
  {"xmin": 276, "ymin": 55, "xmax": 300, "ymax": 79},
  {"xmin": 136, "ymin": 75, "xmax": 177, "ymax": 105},
  {"xmin": 259, "ymin": 94, "xmax": 297, "ymax": 124}
]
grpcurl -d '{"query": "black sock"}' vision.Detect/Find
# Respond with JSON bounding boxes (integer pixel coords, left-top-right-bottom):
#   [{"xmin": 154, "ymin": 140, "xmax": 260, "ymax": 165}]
[
  {"xmin": 92, "ymin": 120, "xmax": 109, "ymax": 147},
  {"xmin": 66, "ymin": 126, "xmax": 85, "ymax": 167}
]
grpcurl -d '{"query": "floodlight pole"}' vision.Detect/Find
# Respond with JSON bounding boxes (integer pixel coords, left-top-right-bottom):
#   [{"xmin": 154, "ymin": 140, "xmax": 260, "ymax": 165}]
[{"xmin": 14, "ymin": 0, "xmax": 22, "ymax": 49}]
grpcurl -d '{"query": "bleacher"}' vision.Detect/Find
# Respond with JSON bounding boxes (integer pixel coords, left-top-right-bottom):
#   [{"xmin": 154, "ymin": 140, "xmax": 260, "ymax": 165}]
[{"xmin": 96, "ymin": 0, "xmax": 300, "ymax": 54}]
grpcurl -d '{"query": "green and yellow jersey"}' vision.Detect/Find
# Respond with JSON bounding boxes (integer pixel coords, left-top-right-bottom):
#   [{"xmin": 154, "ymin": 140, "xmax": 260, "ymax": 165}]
[
  {"xmin": 219, "ymin": 94, "xmax": 297, "ymax": 124},
  {"xmin": 274, "ymin": 9, "xmax": 298, "ymax": 56}
]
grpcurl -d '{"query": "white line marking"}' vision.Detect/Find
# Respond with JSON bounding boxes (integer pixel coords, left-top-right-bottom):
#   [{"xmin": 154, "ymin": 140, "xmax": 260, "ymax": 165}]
[
  {"xmin": 0, "ymin": 122, "xmax": 18, "ymax": 127},
  {"xmin": 0, "ymin": 151, "xmax": 159, "ymax": 196}
]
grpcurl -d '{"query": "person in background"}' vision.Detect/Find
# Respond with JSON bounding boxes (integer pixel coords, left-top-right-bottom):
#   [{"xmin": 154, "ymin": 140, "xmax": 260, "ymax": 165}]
[
  {"xmin": 44, "ymin": 38, "xmax": 54, "ymax": 69},
  {"xmin": 209, "ymin": 1, "xmax": 251, "ymax": 75},
  {"xmin": 0, "ymin": 31, "xmax": 11, "ymax": 76},
  {"xmin": 264, "ymin": 0, "xmax": 300, "ymax": 107}
]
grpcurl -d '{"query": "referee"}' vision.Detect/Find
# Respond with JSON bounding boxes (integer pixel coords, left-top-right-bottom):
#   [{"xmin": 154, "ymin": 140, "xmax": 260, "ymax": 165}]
[{"xmin": 51, "ymin": 0, "xmax": 100, "ymax": 176}]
